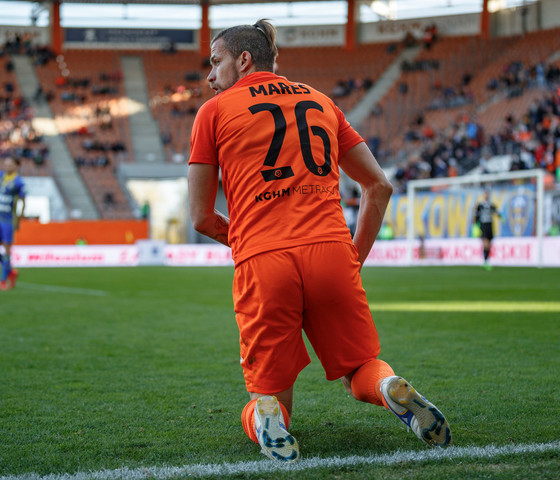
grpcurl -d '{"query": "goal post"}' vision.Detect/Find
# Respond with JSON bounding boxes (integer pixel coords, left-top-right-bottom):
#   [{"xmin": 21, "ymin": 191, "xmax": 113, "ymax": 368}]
[{"xmin": 405, "ymin": 169, "xmax": 545, "ymax": 267}]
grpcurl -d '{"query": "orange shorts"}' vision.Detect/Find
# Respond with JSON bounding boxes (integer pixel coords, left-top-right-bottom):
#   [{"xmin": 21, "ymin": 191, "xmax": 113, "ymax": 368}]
[{"xmin": 232, "ymin": 241, "xmax": 380, "ymax": 394}]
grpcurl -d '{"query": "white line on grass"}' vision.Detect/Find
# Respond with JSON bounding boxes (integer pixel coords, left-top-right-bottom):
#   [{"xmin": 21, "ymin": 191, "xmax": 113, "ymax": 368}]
[
  {"xmin": 370, "ymin": 301, "xmax": 560, "ymax": 312},
  {"xmin": 17, "ymin": 282, "xmax": 109, "ymax": 297},
  {"xmin": 2, "ymin": 441, "xmax": 558, "ymax": 480}
]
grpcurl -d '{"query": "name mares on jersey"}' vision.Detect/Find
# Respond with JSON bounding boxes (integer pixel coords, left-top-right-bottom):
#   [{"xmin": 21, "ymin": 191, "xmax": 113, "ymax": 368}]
[{"xmin": 190, "ymin": 72, "xmax": 363, "ymax": 264}]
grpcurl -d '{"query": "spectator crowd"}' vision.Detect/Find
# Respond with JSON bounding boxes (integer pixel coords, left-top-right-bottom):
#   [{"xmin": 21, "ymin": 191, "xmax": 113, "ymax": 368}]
[
  {"xmin": 376, "ymin": 60, "xmax": 560, "ymax": 193},
  {"xmin": 1, "ymin": 37, "xmax": 50, "ymax": 169}
]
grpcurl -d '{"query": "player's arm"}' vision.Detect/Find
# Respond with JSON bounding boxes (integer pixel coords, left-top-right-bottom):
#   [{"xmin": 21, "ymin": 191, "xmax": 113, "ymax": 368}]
[
  {"xmin": 13, "ymin": 195, "xmax": 25, "ymax": 230},
  {"xmin": 188, "ymin": 163, "xmax": 230, "ymax": 247},
  {"xmin": 474, "ymin": 205, "xmax": 480, "ymax": 225},
  {"xmin": 339, "ymin": 141, "xmax": 393, "ymax": 266}
]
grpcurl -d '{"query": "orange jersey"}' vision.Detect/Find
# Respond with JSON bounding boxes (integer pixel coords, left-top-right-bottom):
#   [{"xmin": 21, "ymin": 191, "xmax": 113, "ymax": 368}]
[{"xmin": 190, "ymin": 72, "xmax": 363, "ymax": 264}]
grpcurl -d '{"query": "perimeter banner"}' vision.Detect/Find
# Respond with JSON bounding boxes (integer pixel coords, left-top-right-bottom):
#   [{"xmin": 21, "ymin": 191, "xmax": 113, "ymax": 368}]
[
  {"xmin": 385, "ymin": 186, "xmax": 536, "ymax": 239},
  {"xmin": 65, "ymin": 27, "xmax": 195, "ymax": 46},
  {"xmin": 12, "ymin": 245, "xmax": 139, "ymax": 267},
  {"xmin": 9, "ymin": 237, "xmax": 560, "ymax": 267}
]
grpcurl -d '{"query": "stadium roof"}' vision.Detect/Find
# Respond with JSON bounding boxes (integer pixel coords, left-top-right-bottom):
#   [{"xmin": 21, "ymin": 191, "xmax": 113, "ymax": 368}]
[
  {"xmin": 2, "ymin": 1, "xmax": 541, "ymax": 36},
  {"xmin": 2, "ymin": 1, "xmax": 542, "ymax": 24},
  {"xmin": 4, "ymin": 0, "xmax": 536, "ymax": 9},
  {"xmin": 7, "ymin": 0, "xmax": 340, "ymax": 4}
]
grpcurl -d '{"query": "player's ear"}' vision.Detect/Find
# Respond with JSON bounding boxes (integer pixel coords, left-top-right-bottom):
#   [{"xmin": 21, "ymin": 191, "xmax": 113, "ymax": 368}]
[{"xmin": 238, "ymin": 51, "xmax": 253, "ymax": 72}]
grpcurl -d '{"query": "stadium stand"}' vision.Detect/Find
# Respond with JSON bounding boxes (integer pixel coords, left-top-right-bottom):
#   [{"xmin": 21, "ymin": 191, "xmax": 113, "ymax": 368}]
[
  {"xmin": 141, "ymin": 49, "xmax": 212, "ymax": 163},
  {"xmin": 3, "ymin": 12, "xmax": 560, "ymax": 221},
  {"xmin": 363, "ymin": 28, "xmax": 560, "ymax": 154},
  {"xmin": 33, "ymin": 48, "xmax": 134, "ymax": 218},
  {"xmin": 140, "ymin": 43, "xmax": 401, "ymax": 163},
  {"xmin": 360, "ymin": 26, "xmax": 560, "ymax": 191},
  {"xmin": 274, "ymin": 43, "xmax": 401, "ymax": 114},
  {"xmin": 0, "ymin": 49, "xmax": 52, "ymax": 178}
]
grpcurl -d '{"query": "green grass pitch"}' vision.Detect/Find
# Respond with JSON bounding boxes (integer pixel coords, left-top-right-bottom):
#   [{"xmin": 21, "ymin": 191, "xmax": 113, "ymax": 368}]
[{"xmin": 1, "ymin": 266, "xmax": 559, "ymax": 479}]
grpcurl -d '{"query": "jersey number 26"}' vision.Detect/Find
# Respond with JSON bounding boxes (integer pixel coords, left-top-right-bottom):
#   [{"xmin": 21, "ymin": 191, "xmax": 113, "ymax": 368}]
[{"xmin": 249, "ymin": 100, "xmax": 332, "ymax": 182}]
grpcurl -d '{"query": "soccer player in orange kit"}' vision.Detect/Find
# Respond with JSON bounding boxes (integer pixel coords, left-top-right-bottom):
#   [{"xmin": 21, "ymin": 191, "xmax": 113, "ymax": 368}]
[{"xmin": 188, "ymin": 19, "xmax": 452, "ymax": 462}]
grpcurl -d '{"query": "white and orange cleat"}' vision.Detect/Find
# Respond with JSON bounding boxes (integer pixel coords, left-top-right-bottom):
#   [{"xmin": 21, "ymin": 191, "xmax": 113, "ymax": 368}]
[
  {"xmin": 254, "ymin": 396, "xmax": 299, "ymax": 463},
  {"xmin": 381, "ymin": 376, "xmax": 452, "ymax": 447}
]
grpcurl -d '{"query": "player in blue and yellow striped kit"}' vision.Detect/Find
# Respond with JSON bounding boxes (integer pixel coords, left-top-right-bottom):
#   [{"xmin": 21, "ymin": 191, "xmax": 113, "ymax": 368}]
[{"xmin": 0, "ymin": 156, "xmax": 26, "ymax": 290}]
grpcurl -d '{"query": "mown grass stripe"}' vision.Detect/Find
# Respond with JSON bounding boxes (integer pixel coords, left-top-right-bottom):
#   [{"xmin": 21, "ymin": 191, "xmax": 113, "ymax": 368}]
[{"xmin": 3, "ymin": 442, "xmax": 558, "ymax": 480}]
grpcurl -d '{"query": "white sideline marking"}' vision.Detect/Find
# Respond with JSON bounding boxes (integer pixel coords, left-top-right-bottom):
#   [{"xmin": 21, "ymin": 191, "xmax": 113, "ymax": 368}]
[
  {"xmin": 2, "ymin": 442, "xmax": 558, "ymax": 480},
  {"xmin": 370, "ymin": 301, "xmax": 560, "ymax": 312},
  {"xmin": 17, "ymin": 282, "xmax": 108, "ymax": 297}
]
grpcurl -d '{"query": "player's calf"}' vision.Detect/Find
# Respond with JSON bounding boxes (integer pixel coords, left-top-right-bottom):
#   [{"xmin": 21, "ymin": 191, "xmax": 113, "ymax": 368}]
[{"xmin": 8, "ymin": 268, "xmax": 18, "ymax": 289}]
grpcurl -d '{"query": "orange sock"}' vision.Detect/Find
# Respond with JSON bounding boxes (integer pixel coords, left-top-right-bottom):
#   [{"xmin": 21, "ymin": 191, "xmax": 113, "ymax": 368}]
[
  {"xmin": 241, "ymin": 397, "xmax": 291, "ymax": 444},
  {"xmin": 350, "ymin": 359, "xmax": 395, "ymax": 406}
]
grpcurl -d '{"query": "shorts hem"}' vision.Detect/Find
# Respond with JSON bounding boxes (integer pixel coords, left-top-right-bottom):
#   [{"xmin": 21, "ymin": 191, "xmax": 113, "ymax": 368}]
[
  {"xmin": 324, "ymin": 356, "xmax": 378, "ymax": 381},
  {"xmin": 244, "ymin": 361, "xmax": 310, "ymax": 394}
]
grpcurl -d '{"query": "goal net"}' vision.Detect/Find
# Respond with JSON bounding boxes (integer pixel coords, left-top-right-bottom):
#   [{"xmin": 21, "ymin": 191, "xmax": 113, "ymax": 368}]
[{"xmin": 404, "ymin": 169, "xmax": 545, "ymax": 267}]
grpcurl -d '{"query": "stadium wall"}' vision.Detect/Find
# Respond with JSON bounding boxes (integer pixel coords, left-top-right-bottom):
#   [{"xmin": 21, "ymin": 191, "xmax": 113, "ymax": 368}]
[
  {"xmin": 15, "ymin": 219, "xmax": 149, "ymax": 245},
  {"xmin": 540, "ymin": 0, "xmax": 560, "ymax": 30}
]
